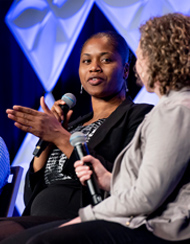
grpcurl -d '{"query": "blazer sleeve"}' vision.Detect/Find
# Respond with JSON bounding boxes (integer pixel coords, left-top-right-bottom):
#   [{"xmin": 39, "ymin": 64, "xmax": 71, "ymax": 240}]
[{"xmin": 24, "ymin": 159, "xmax": 46, "ymax": 206}]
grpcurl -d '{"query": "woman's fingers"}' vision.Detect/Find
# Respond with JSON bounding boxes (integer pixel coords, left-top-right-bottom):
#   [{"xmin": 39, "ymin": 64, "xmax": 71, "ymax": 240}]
[
  {"xmin": 6, "ymin": 103, "xmax": 58, "ymax": 139},
  {"xmin": 64, "ymin": 110, "xmax": 73, "ymax": 126},
  {"xmin": 13, "ymin": 122, "xmax": 34, "ymax": 133},
  {"xmin": 74, "ymin": 155, "xmax": 111, "ymax": 191},
  {"xmin": 74, "ymin": 160, "xmax": 93, "ymax": 185},
  {"xmin": 77, "ymin": 171, "xmax": 92, "ymax": 185},
  {"xmin": 6, "ymin": 108, "xmax": 42, "ymax": 126},
  {"xmin": 51, "ymin": 99, "xmax": 66, "ymax": 122},
  {"xmin": 40, "ymin": 96, "xmax": 52, "ymax": 115},
  {"xmin": 7, "ymin": 106, "xmax": 38, "ymax": 118}
]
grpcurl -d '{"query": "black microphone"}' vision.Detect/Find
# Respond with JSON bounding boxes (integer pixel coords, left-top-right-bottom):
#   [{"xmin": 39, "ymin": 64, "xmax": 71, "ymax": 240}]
[
  {"xmin": 33, "ymin": 93, "xmax": 76, "ymax": 157},
  {"xmin": 70, "ymin": 132, "xmax": 102, "ymax": 205}
]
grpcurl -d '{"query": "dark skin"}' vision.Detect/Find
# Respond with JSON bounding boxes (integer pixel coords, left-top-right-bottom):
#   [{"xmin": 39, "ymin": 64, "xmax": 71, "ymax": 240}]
[{"xmin": 6, "ymin": 36, "xmax": 129, "ymax": 172}]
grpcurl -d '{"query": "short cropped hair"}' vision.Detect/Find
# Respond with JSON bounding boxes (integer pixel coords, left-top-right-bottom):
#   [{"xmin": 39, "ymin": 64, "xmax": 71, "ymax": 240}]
[
  {"xmin": 81, "ymin": 31, "xmax": 130, "ymax": 66},
  {"xmin": 139, "ymin": 13, "xmax": 190, "ymax": 95}
]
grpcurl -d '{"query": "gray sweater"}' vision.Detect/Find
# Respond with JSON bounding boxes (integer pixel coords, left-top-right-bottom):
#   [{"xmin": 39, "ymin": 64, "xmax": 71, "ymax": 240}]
[{"xmin": 79, "ymin": 88, "xmax": 190, "ymax": 241}]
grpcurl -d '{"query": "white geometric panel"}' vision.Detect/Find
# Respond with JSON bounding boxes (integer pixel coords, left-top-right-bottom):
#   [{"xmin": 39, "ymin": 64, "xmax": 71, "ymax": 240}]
[
  {"xmin": 96, "ymin": 0, "xmax": 175, "ymax": 53},
  {"xmin": 168, "ymin": 0, "xmax": 190, "ymax": 14},
  {"xmin": 5, "ymin": 0, "xmax": 94, "ymax": 92}
]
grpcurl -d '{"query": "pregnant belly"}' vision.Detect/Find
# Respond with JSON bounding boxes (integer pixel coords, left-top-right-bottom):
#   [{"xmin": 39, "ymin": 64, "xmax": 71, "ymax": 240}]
[{"xmin": 30, "ymin": 183, "xmax": 81, "ymax": 219}]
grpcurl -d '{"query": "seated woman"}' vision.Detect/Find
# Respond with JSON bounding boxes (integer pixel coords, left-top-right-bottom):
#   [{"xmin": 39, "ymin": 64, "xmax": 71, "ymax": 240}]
[
  {"xmin": 0, "ymin": 137, "xmax": 10, "ymax": 194},
  {"xmin": 3, "ymin": 13, "xmax": 190, "ymax": 244},
  {"xmin": 2, "ymin": 31, "xmax": 152, "ymax": 239}
]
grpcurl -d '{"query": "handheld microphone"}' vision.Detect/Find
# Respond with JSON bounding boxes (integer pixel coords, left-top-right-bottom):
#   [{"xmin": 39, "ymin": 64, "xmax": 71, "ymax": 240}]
[
  {"xmin": 33, "ymin": 93, "xmax": 76, "ymax": 157},
  {"xmin": 70, "ymin": 132, "xmax": 102, "ymax": 206}
]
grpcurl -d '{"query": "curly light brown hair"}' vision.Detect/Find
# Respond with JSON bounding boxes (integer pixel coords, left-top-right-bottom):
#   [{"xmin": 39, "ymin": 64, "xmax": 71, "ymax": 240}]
[{"xmin": 139, "ymin": 13, "xmax": 190, "ymax": 95}]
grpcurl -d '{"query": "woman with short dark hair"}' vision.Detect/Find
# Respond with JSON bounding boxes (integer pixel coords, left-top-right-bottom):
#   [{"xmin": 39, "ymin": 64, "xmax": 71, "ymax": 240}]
[{"xmin": 1, "ymin": 31, "xmax": 152, "ymax": 241}]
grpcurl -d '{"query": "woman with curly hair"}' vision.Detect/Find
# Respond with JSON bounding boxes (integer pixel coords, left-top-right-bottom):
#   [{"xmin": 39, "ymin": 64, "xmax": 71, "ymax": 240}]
[
  {"xmin": 2, "ymin": 13, "xmax": 190, "ymax": 244},
  {"xmin": 137, "ymin": 13, "xmax": 190, "ymax": 95}
]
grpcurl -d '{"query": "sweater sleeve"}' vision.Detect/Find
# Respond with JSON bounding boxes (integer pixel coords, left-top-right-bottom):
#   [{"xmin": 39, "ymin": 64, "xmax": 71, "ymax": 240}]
[{"xmin": 79, "ymin": 102, "xmax": 190, "ymax": 226}]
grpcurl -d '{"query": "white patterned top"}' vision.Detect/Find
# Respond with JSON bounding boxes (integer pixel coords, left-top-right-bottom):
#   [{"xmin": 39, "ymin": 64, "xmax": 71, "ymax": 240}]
[{"xmin": 44, "ymin": 119, "xmax": 106, "ymax": 185}]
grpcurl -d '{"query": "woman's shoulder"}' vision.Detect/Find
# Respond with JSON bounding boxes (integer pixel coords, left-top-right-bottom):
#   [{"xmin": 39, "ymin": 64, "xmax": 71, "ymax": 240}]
[
  {"xmin": 145, "ymin": 91, "xmax": 190, "ymax": 133},
  {"xmin": 116, "ymin": 97, "xmax": 154, "ymax": 113},
  {"xmin": 154, "ymin": 89, "xmax": 190, "ymax": 116},
  {"xmin": 123, "ymin": 98, "xmax": 154, "ymax": 118}
]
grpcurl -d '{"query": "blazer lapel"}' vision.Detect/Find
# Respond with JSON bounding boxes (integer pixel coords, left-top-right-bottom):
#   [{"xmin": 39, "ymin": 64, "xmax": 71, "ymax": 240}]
[{"xmin": 88, "ymin": 98, "xmax": 133, "ymax": 148}]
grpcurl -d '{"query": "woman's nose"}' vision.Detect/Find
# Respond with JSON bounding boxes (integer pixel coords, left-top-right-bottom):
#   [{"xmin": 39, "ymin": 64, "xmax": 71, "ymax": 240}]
[{"xmin": 90, "ymin": 61, "xmax": 102, "ymax": 72}]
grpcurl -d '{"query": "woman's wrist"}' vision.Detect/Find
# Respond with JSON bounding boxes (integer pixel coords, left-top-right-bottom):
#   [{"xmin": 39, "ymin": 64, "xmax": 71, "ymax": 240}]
[
  {"xmin": 101, "ymin": 171, "xmax": 112, "ymax": 192},
  {"xmin": 54, "ymin": 129, "xmax": 73, "ymax": 158}
]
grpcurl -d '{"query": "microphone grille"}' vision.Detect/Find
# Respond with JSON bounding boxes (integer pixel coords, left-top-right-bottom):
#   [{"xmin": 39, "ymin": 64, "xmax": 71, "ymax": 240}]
[
  {"xmin": 70, "ymin": 132, "xmax": 86, "ymax": 147},
  {"xmin": 61, "ymin": 93, "xmax": 76, "ymax": 109}
]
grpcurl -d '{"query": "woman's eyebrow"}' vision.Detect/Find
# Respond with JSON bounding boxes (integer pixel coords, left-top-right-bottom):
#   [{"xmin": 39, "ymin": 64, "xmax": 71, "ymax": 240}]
[{"xmin": 81, "ymin": 52, "xmax": 111, "ymax": 57}]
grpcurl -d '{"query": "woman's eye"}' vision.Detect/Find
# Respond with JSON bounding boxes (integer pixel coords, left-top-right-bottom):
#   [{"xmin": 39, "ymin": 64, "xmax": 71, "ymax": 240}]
[
  {"xmin": 102, "ymin": 58, "xmax": 111, "ymax": 63},
  {"xmin": 82, "ymin": 59, "xmax": 91, "ymax": 64}
]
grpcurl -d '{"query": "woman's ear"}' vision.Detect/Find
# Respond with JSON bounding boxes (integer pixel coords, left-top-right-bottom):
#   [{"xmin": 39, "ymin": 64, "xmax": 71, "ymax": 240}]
[{"xmin": 123, "ymin": 63, "xmax": 129, "ymax": 80}]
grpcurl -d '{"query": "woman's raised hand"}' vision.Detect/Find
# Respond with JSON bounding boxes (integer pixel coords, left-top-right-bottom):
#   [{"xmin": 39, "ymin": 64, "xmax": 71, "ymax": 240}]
[
  {"xmin": 74, "ymin": 155, "xmax": 112, "ymax": 192},
  {"xmin": 6, "ymin": 96, "xmax": 71, "ymax": 145}
]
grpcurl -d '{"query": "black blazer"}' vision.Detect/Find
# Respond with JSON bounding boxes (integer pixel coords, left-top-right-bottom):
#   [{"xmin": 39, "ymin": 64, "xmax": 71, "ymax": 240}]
[{"xmin": 23, "ymin": 97, "xmax": 153, "ymax": 215}]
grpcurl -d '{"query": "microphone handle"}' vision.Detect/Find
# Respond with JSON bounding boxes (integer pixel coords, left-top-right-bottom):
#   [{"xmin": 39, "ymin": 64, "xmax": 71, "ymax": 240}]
[
  {"xmin": 60, "ymin": 104, "xmax": 69, "ymax": 126},
  {"xmin": 59, "ymin": 104, "xmax": 69, "ymax": 118},
  {"xmin": 33, "ymin": 140, "xmax": 49, "ymax": 157},
  {"xmin": 75, "ymin": 143, "xmax": 102, "ymax": 205}
]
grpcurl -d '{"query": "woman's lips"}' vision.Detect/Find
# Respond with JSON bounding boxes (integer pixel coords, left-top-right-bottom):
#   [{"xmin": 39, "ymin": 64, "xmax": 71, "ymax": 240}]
[{"xmin": 88, "ymin": 77, "xmax": 103, "ymax": 85}]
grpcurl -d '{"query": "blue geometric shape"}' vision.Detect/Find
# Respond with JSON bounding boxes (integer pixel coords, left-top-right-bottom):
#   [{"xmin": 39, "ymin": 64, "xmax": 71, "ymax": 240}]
[{"xmin": 5, "ymin": 0, "xmax": 94, "ymax": 92}]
